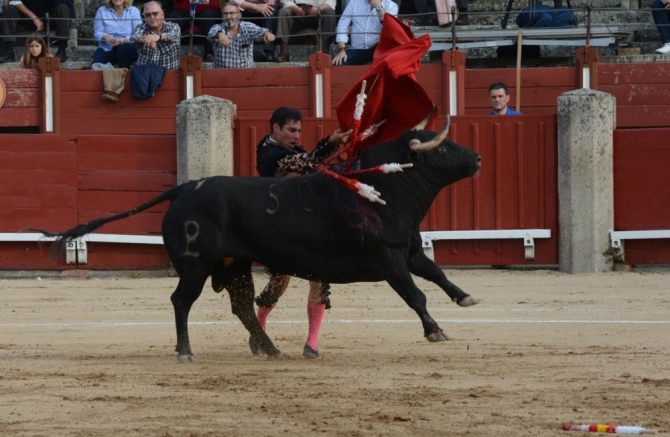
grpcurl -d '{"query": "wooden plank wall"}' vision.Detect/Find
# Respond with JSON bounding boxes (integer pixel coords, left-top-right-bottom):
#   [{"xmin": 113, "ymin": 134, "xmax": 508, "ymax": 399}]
[
  {"xmin": 59, "ymin": 71, "xmax": 181, "ymax": 135},
  {"xmin": 423, "ymin": 115, "xmax": 558, "ymax": 266},
  {"xmin": 463, "ymin": 67, "xmax": 578, "ymax": 116},
  {"xmin": 601, "ymin": 63, "xmax": 670, "ymax": 128},
  {"xmin": 0, "ymin": 69, "xmax": 40, "ymax": 127},
  {"xmin": 614, "ymin": 128, "xmax": 670, "ymax": 265},
  {"xmin": 76, "ymin": 135, "xmax": 176, "ymax": 268},
  {"xmin": 202, "ymin": 68, "xmax": 311, "ymax": 118},
  {"xmin": 0, "ymin": 135, "xmax": 77, "ymax": 269}
]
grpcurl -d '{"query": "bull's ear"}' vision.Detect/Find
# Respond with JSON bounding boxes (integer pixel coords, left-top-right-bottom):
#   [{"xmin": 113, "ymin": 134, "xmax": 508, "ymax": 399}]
[
  {"xmin": 411, "ymin": 105, "xmax": 437, "ymax": 131},
  {"xmin": 409, "ymin": 115, "xmax": 450, "ymax": 153}
]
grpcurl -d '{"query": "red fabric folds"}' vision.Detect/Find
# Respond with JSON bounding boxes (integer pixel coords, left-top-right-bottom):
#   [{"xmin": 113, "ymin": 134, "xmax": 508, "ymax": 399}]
[{"xmin": 336, "ymin": 15, "xmax": 437, "ymax": 149}]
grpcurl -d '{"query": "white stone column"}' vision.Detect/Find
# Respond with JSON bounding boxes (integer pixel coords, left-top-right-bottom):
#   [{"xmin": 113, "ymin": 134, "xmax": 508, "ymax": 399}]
[
  {"xmin": 557, "ymin": 89, "xmax": 615, "ymax": 273},
  {"xmin": 176, "ymin": 95, "xmax": 236, "ymax": 184}
]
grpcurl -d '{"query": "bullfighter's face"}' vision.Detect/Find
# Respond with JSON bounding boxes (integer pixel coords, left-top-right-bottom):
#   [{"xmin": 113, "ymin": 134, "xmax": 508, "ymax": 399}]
[{"xmin": 272, "ymin": 119, "xmax": 302, "ymax": 151}]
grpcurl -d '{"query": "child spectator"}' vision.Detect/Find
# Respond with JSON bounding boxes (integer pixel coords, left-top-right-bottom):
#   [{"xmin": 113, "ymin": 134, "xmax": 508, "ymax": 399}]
[{"xmin": 19, "ymin": 35, "xmax": 50, "ymax": 69}]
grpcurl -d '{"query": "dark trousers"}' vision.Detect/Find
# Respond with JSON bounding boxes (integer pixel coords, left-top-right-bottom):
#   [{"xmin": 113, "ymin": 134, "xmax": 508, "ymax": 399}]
[
  {"xmin": 166, "ymin": 8, "xmax": 221, "ymax": 56},
  {"xmin": 342, "ymin": 45, "xmax": 376, "ymax": 65},
  {"xmin": 652, "ymin": 0, "xmax": 670, "ymax": 44},
  {"xmin": 92, "ymin": 43, "xmax": 139, "ymax": 69},
  {"xmin": 276, "ymin": 6, "xmax": 336, "ymax": 50},
  {"xmin": 242, "ymin": 9, "xmax": 278, "ymax": 55},
  {"xmin": 2, "ymin": 1, "xmax": 71, "ymax": 43}
]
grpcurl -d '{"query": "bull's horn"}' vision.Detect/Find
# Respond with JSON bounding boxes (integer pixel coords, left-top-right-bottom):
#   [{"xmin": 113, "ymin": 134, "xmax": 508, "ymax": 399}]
[
  {"xmin": 409, "ymin": 115, "xmax": 451, "ymax": 153},
  {"xmin": 411, "ymin": 105, "xmax": 437, "ymax": 131}
]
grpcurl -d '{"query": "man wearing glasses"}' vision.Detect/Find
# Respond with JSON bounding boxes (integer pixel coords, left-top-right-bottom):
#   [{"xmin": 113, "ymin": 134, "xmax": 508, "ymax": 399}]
[
  {"xmin": 207, "ymin": 2, "xmax": 275, "ymax": 68},
  {"xmin": 130, "ymin": 1, "xmax": 181, "ymax": 69}
]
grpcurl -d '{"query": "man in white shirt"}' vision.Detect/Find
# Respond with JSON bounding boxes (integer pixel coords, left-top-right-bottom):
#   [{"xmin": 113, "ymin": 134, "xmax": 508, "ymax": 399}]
[{"xmin": 332, "ymin": 0, "xmax": 398, "ymax": 66}]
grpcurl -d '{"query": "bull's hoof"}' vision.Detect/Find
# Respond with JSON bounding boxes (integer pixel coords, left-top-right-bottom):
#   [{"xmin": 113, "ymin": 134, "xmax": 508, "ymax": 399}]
[
  {"xmin": 248, "ymin": 336, "xmax": 262, "ymax": 355},
  {"xmin": 302, "ymin": 345, "xmax": 319, "ymax": 359},
  {"xmin": 426, "ymin": 331, "xmax": 449, "ymax": 342},
  {"xmin": 266, "ymin": 351, "xmax": 286, "ymax": 361},
  {"xmin": 456, "ymin": 295, "xmax": 481, "ymax": 307},
  {"xmin": 177, "ymin": 354, "xmax": 195, "ymax": 363}
]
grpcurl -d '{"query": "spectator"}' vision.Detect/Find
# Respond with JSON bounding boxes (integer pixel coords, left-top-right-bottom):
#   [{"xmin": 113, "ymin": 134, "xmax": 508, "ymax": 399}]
[
  {"xmin": 252, "ymin": 106, "xmax": 350, "ymax": 359},
  {"xmin": 652, "ymin": 0, "xmax": 670, "ymax": 54},
  {"xmin": 19, "ymin": 34, "xmax": 50, "ymax": 68},
  {"xmin": 207, "ymin": 1, "xmax": 274, "ymax": 68},
  {"xmin": 489, "ymin": 82, "xmax": 522, "ymax": 115},
  {"xmin": 413, "ymin": 0, "xmax": 436, "ymax": 26},
  {"xmin": 93, "ymin": 0, "xmax": 142, "ymax": 68},
  {"xmin": 130, "ymin": 1, "xmax": 181, "ymax": 69},
  {"xmin": 233, "ymin": 0, "xmax": 279, "ymax": 61},
  {"xmin": 164, "ymin": 0, "xmax": 221, "ymax": 61},
  {"xmin": 0, "ymin": 0, "xmax": 72, "ymax": 63},
  {"xmin": 332, "ymin": 0, "xmax": 398, "ymax": 66},
  {"xmin": 275, "ymin": 0, "xmax": 336, "ymax": 62}
]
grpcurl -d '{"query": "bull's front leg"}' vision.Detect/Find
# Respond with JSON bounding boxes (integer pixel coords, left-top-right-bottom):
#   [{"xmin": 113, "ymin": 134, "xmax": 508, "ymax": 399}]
[
  {"xmin": 385, "ymin": 255, "xmax": 449, "ymax": 342},
  {"xmin": 407, "ymin": 232, "xmax": 479, "ymax": 307}
]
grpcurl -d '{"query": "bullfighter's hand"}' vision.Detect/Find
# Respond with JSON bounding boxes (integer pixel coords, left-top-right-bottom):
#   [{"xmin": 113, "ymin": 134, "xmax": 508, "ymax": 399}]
[
  {"xmin": 256, "ymin": 3, "xmax": 274, "ymax": 16},
  {"xmin": 264, "ymin": 32, "xmax": 275, "ymax": 43},
  {"xmin": 332, "ymin": 50, "xmax": 347, "ymax": 65},
  {"xmin": 218, "ymin": 32, "xmax": 231, "ymax": 47},
  {"xmin": 329, "ymin": 129, "xmax": 352, "ymax": 145}
]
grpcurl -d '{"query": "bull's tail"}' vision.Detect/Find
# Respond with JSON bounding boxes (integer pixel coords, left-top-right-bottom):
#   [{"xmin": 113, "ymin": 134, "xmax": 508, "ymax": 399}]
[{"xmin": 30, "ymin": 183, "xmax": 190, "ymax": 258}]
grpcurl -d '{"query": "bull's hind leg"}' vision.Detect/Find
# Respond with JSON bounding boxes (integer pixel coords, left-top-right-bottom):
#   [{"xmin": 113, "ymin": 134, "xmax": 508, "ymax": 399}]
[
  {"xmin": 386, "ymin": 254, "xmax": 449, "ymax": 342},
  {"xmin": 225, "ymin": 261, "xmax": 285, "ymax": 359},
  {"xmin": 171, "ymin": 258, "xmax": 210, "ymax": 363},
  {"xmin": 408, "ymin": 232, "xmax": 479, "ymax": 307}
]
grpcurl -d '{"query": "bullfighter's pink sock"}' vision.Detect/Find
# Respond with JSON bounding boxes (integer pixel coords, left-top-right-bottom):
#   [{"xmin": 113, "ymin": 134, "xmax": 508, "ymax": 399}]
[
  {"xmin": 256, "ymin": 304, "xmax": 275, "ymax": 331},
  {"xmin": 305, "ymin": 301, "xmax": 326, "ymax": 351}
]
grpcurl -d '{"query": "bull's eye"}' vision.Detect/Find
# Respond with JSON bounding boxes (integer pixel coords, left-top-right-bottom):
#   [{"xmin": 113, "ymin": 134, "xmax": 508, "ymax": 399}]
[{"xmin": 436, "ymin": 147, "xmax": 445, "ymax": 154}]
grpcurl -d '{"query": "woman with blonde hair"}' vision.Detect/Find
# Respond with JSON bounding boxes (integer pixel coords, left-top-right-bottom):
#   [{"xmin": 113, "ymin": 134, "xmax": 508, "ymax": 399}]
[
  {"xmin": 19, "ymin": 35, "xmax": 50, "ymax": 69},
  {"xmin": 93, "ymin": 0, "xmax": 142, "ymax": 68}
]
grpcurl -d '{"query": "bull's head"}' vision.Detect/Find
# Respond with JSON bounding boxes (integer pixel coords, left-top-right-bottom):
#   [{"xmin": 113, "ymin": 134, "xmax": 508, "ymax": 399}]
[{"xmin": 409, "ymin": 116, "xmax": 450, "ymax": 153}]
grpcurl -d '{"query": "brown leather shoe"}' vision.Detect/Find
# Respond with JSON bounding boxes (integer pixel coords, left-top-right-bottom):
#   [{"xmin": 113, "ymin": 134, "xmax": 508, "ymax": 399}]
[{"xmin": 276, "ymin": 52, "xmax": 290, "ymax": 63}]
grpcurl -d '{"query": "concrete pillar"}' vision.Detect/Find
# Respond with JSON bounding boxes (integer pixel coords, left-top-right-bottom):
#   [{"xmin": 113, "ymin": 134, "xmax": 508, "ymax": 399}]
[
  {"xmin": 557, "ymin": 89, "xmax": 615, "ymax": 273},
  {"xmin": 176, "ymin": 95, "xmax": 236, "ymax": 184}
]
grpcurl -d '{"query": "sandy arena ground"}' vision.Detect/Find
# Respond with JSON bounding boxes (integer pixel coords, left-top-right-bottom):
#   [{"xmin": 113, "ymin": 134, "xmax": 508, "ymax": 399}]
[{"xmin": 0, "ymin": 269, "xmax": 669, "ymax": 437}]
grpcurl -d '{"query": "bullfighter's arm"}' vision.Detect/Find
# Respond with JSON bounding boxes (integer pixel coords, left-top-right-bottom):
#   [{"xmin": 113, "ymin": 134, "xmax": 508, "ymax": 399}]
[{"xmin": 276, "ymin": 137, "xmax": 340, "ymax": 175}]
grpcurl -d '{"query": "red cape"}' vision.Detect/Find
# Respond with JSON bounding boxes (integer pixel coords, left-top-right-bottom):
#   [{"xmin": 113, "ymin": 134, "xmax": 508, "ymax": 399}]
[{"xmin": 336, "ymin": 15, "xmax": 437, "ymax": 149}]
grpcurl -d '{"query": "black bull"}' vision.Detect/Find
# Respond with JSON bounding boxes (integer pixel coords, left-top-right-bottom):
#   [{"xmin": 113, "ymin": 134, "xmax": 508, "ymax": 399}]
[{"xmin": 36, "ymin": 122, "xmax": 482, "ymax": 361}]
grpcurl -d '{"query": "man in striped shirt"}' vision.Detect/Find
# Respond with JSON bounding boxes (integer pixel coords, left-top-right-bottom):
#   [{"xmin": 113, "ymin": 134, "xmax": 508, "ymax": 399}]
[
  {"xmin": 130, "ymin": 1, "xmax": 181, "ymax": 69},
  {"xmin": 208, "ymin": 2, "xmax": 275, "ymax": 68},
  {"xmin": 332, "ymin": 0, "xmax": 398, "ymax": 66}
]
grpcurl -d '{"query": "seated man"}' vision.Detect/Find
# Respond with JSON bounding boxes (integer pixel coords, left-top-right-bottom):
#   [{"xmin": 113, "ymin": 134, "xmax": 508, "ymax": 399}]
[
  {"xmin": 331, "ymin": 0, "xmax": 398, "ymax": 66},
  {"xmin": 275, "ymin": 0, "xmax": 336, "ymax": 62},
  {"xmin": 208, "ymin": 1, "xmax": 274, "ymax": 68},
  {"xmin": 0, "ymin": 0, "xmax": 73, "ymax": 62},
  {"xmin": 232, "ymin": 0, "xmax": 280, "ymax": 61},
  {"xmin": 130, "ymin": 0, "xmax": 181, "ymax": 69},
  {"xmin": 164, "ymin": 0, "xmax": 221, "ymax": 62},
  {"xmin": 652, "ymin": 0, "xmax": 670, "ymax": 54},
  {"xmin": 488, "ymin": 82, "xmax": 522, "ymax": 115}
]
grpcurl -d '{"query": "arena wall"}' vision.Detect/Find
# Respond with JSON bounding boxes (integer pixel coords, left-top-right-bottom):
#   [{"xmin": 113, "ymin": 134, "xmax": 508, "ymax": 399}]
[{"xmin": 1, "ymin": 55, "xmax": 669, "ymax": 268}]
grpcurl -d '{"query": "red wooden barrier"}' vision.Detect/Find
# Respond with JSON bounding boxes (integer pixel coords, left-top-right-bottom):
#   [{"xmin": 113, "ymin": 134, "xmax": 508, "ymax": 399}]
[
  {"xmin": 614, "ymin": 128, "xmax": 670, "ymax": 264},
  {"xmin": 0, "ymin": 69, "xmax": 40, "ymax": 127}
]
